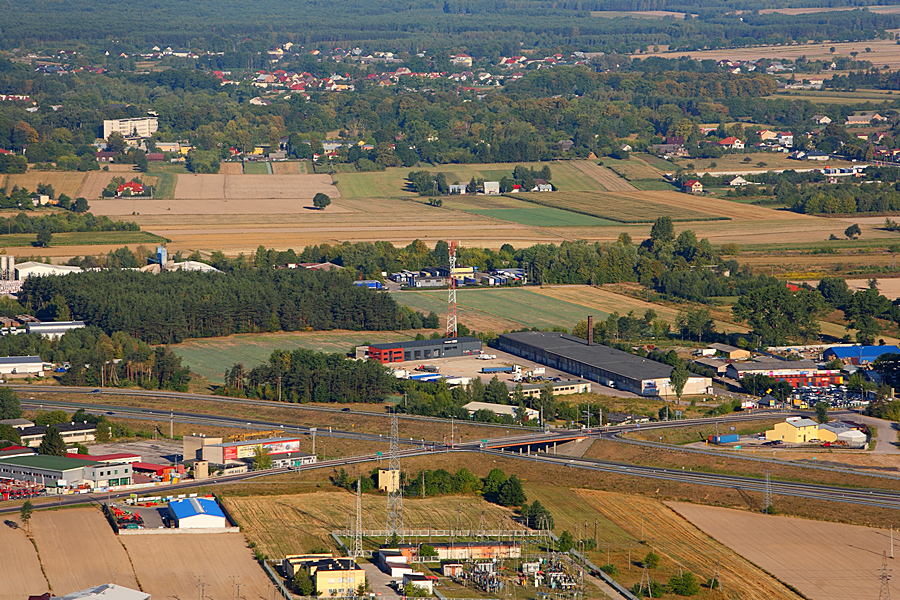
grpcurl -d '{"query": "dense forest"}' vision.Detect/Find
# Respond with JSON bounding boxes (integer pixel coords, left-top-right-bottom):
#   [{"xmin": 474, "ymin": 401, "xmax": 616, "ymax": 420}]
[{"xmin": 18, "ymin": 269, "xmax": 433, "ymax": 344}]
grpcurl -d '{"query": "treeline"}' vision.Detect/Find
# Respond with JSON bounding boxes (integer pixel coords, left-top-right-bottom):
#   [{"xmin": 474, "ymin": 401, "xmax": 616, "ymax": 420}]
[
  {"xmin": 830, "ymin": 68, "xmax": 900, "ymax": 91},
  {"xmin": 0, "ymin": 212, "xmax": 138, "ymax": 234},
  {"xmin": 789, "ymin": 181, "xmax": 900, "ymax": 214},
  {"xmin": 19, "ymin": 269, "xmax": 430, "ymax": 344}
]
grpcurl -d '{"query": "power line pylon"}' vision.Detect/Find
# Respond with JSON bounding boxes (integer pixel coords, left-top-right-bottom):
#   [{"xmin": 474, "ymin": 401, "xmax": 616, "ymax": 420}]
[
  {"xmin": 881, "ymin": 551, "xmax": 893, "ymax": 600},
  {"xmin": 764, "ymin": 470, "xmax": 772, "ymax": 513},
  {"xmin": 353, "ymin": 477, "xmax": 363, "ymax": 558},
  {"xmin": 385, "ymin": 409, "xmax": 404, "ymax": 544},
  {"xmin": 446, "ymin": 240, "xmax": 457, "ymax": 338}
]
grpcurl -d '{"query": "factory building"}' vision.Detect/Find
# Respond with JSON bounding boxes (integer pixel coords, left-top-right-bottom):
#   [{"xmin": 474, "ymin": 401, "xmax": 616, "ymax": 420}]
[
  {"xmin": 517, "ymin": 379, "xmax": 591, "ymax": 398},
  {"xmin": 366, "ymin": 336, "xmax": 482, "ymax": 364},
  {"xmin": 823, "ymin": 345, "xmax": 900, "ymax": 365},
  {"xmin": 817, "ymin": 422, "xmax": 868, "ymax": 445},
  {"xmin": 400, "ymin": 541, "xmax": 522, "ymax": 561},
  {"xmin": 167, "ymin": 497, "xmax": 228, "ymax": 528},
  {"xmin": 0, "ymin": 454, "xmax": 130, "ymax": 488},
  {"xmin": 765, "ymin": 417, "xmax": 819, "ymax": 443},
  {"xmin": 26, "ymin": 320, "xmax": 85, "ymax": 340},
  {"xmin": 0, "ymin": 355, "xmax": 45, "ymax": 376},
  {"xmin": 463, "ymin": 401, "xmax": 540, "ymax": 423},
  {"xmin": 498, "ymin": 331, "xmax": 710, "ymax": 397},
  {"xmin": 54, "ymin": 584, "xmax": 149, "ymax": 600},
  {"xmin": 19, "ymin": 422, "xmax": 97, "ymax": 447},
  {"xmin": 725, "ymin": 359, "xmax": 843, "ymax": 388},
  {"xmin": 200, "ymin": 436, "xmax": 305, "ymax": 465},
  {"xmin": 14, "ymin": 261, "xmax": 83, "ymax": 279}
]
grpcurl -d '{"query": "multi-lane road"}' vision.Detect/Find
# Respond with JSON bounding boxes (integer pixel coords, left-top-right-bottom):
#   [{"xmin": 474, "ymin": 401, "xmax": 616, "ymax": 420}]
[{"xmin": 9, "ymin": 386, "xmax": 900, "ymax": 512}]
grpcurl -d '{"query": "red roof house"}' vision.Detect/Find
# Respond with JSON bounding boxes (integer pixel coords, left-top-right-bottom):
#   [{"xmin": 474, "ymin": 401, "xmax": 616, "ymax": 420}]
[{"xmin": 116, "ymin": 181, "xmax": 144, "ymax": 196}]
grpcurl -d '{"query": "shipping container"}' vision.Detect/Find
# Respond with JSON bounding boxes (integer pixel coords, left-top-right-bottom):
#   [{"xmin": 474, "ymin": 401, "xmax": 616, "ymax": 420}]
[
  {"xmin": 708, "ymin": 434, "xmax": 740, "ymax": 444},
  {"xmin": 481, "ymin": 366, "xmax": 515, "ymax": 373}
]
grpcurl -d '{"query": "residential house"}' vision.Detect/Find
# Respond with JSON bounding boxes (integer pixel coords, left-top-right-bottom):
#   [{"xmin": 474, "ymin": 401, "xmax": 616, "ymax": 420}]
[
  {"xmin": 725, "ymin": 176, "xmax": 749, "ymax": 186},
  {"xmin": 757, "ymin": 130, "xmax": 778, "ymax": 141},
  {"xmin": 116, "ymin": 181, "xmax": 144, "ymax": 196},
  {"xmin": 812, "ymin": 115, "xmax": 832, "ymax": 125},
  {"xmin": 846, "ymin": 113, "xmax": 886, "ymax": 126},
  {"xmin": 450, "ymin": 54, "xmax": 473, "ymax": 67},
  {"xmin": 777, "ymin": 132, "xmax": 794, "ymax": 147},
  {"xmin": 95, "ymin": 151, "xmax": 117, "ymax": 162},
  {"xmin": 718, "ymin": 137, "xmax": 744, "ymax": 149},
  {"xmin": 665, "ymin": 136, "xmax": 685, "ymax": 147},
  {"xmin": 448, "ymin": 184, "xmax": 467, "ymax": 195},
  {"xmin": 483, "ymin": 181, "xmax": 500, "ymax": 195},
  {"xmin": 683, "ymin": 179, "xmax": 703, "ymax": 194}
]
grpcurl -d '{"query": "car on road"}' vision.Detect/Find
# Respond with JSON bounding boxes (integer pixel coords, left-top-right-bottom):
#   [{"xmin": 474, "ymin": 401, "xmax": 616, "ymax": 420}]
[
  {"xmin": 341, "ymin": 408, "xmax": 351, "ymax": 412},
  {"xmin": 106, "ymin": 411, "xmax": 115, "ymax": 415},
  {"xmin": 90, "ymin": 389, "xmax": 101, "ymax": 393}
]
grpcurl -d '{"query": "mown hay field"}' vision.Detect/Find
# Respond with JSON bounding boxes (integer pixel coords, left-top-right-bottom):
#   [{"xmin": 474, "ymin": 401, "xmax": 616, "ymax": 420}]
[
  {"xmin": 445, "ymin": 194, "xmax": 618, "ymax": 227},
  {"xmin": 242, "ymin": 161, "xmax": 270, "ymax": 174},
  {"xmin": 568, "ymin": 160, "xmax": 636, "ymax": 191},
  {"xmin": 0, "ymin": 171, "xmax": 90, "ymax": 199},
  {"xmin": 605, "ymin": 157, "xmax": 666, "ymax": 181},
  {"xmin": 223, "ymin": 491, "xmax": 521, "ymax": 558},
  {"xmin": 523, "ymin": 190, "xmax": 726, "ymax": 223},
  {"xmin": 671, "ymin": 502, "xmax": 893, "ymax": 600},
  {"xmin": 172, "ymin": 329, "xmax": 429, "ymax": 382},
  {"xmin": 174, "ymin": 173, "xmax": 336, "ymax": 200},
  {"xmin": 0, "ymin": 515, "xmax": 46, "ymax": 600},
  {"xmin": 31, "ymin": 507, "xmax": 140, "ymax": 594},
  {"xmin": 0, "ymin": 230, "xmax": 164, "ymax": 248},
  {"xmin": 272, "ymin": 161, "xmax": 305, "ymax": 174},
  {"xmin": 219, "ymin": 162, "xmax": 244, "ymax": 175},
  {"xmin": 122, "ymin": 533, "xmax": 272, "ymax": 600}
]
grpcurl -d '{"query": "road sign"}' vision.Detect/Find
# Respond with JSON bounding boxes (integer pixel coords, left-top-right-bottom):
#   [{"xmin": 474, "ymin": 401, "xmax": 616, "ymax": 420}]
[
  {"xmin": 376, "ymin": 451, "xmax": 383, "ymax": 457},
  {"xmin": 730, "ymin": 426, "xmax": 735, "ymax": 431}
]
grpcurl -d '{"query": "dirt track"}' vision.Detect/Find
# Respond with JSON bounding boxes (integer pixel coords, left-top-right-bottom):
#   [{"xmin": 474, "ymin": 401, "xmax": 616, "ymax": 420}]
[
  {"xmin": 670, "ymin": 502, "xmax": 895, "ymax": 600},
  {"xmin": 31, "ymin": 507, "xmax": 140, "ymax": 594}
]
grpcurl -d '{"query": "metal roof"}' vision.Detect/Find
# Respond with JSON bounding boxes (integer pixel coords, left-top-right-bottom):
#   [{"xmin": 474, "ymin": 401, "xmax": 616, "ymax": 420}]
[
  {"xmin": 727, "ymin": 359, "xmax": 819, "ymax": 372},
  {"xmin": 167, "ymin": 497, "xmax": 226, "ymax": 520},
  {"xmin": 206, "ymin": 436, "xmax": 300, "ymax": 448},
  {"xmin": 55, "ymin": 584, "xmax": 149, "ymax": 600},
  {"xmin": 0, "ymin": 356, "xmax": 42, "ymax": 365},
  {"xmin": 368, "ymin": 336, "xmax": 480, "ymax": 351},
  {"xmin": 0, "ymin": 454, "xmax": 98, "ymax": 471},
  {"xmin": 499, "ymin": 331, "xmax": 674, "ymax": 381},
  {"xmin": 787, "ymin": 418, "xmax": 818, "ymax": 428},
  {"xmin": 824, "ymin": 345, "xmax": 900, "ymax": 360}
]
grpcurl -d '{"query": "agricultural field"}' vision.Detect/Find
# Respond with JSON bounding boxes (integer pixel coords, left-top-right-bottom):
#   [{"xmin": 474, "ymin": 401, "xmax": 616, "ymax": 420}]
[
  {"xmin": 526, "ymin": 486, "xmax": 802, "ymax": 600},
  {"xmin": 219, "ymin": 162, "xmax": 244, "ymax": 175},
  {"xmin": 31, "ymin": 507, "xmax": 140, "ymax": 593},
  {"xmin": 567, "ymin": 161, "xmax": 636, "ymax": 191},
  {"xmin": 769, "ymin": 89, "xmax": 899, "ymax": 105},
  {"xmin": 0, "ymin": 171, "xmax": 91, "ymax": 199},
  {"xmin": 173, "ymin": 173, "xmax": 336, "ymax": 200},
  {"xmin": 671, "ymin": 502, "xmax": 893, "ymax": 600},
  {"xmin": 444, "ymin": 194, "xmax": 618, "ymax": 227},
  {"xmin": 393, "ymin": 287, "xmax": 597, "ymax": 331},
  {"xmin": 223, "ymin": 490, "xmax": 521, "ymax": 558},
  {"xmin": 272, "ymin": 161, "xmax": 305, "ymax": 174},
  {"xmin": 172, "ymin": 329, "xmax": 431, "ymax": 382},
  {"xmin": 522, "ymin": 190, "xmax": 727, "ymax": 223},
  {"xmin": 78, "ymin": 172, "xmax": 124, "ymax": 199},
  {"xmin": 333, "ymin": 161, "xmax": 606, "ymax": 199},
  {"xmin": 0, "ymin": 514, "xmax": 46, "ymax": 600},
  {"xmin": 670, "ymin": 153, "xmax": 857, "ymax": 173},
  {"xmin": 121, "ymin": 533, "xmax": 272, "ymax": 600},
  {"xmin": 635, "ymin": 33, "xmax": 900, "ymax": 69},
  {"xmin": 0, "ymin": 230, "xmax": 164, "ymax": 247},
  {"xmin": 603, "ymin": 157, "xmax": 665, "ymax": 181},
  {"xmin": 242, "ymin": 161, "xmax": 271, "ymax": 174}
]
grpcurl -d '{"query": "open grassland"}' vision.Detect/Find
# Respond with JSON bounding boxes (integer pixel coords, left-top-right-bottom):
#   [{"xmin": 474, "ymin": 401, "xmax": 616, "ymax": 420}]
[
  {"xmin": 121, "ymin": 533, "xmax": 272, "ymax": 600},
  {"xmin": 172, "ymin": 329, "xmax": 432, "ymax": 383},
  {"xmin": 671, "ymin": 502, "xmax": 896, "ymax": 600},
  {"xmin": 334, "ymin": 161, "xmax": 605, "ymax": 199},
  {"xmin": 522, "ymin": 190, "xmax": 728, "ymax": 223},
  {"xmin": 634, "ymin": 32, "xmax": 900, "ymax": 69},
  {"xmin": 150, "ymin": 172, "xmax": 177, "ymax": 199},
  {"xmin": 527, "ymin": 485, "xmax": 801, "ymax": 600},
  {"xmin": 591, "ymin": 9, "xmax": 693, "ymax": 18},
  {"xmin": 393, "ymin": 287, "xmax": 596, "ymax": 331},
  {"xmin": 670, "ymin": 153, "xmax": 858, "ymax": 173},
  {"xmin": 0, "ymin": 171, "xmax": 89, "ymax": 199},
  {"xmin": 444, "ymin": 194, "xmax": 618, "ymax": 227},
  {"xmin": 223, "ymin": 491, "xmax": 521, "ymax": 558},
  {"xmin": 0, "ymin": 230, "xmax": 164, "ymax": 248},
  {"xmin": 242, "ymin": 161, "xmax": 270, "ymax": 174},
  {"xmin": 0, "ymin": 515, "xmax": 46, "ymax": 600},
  {"xmin": 529, "ymin": 285, "xmax": 748, "ymax": 334},
  {"xmin": 31, "ymin": 507, "xmax": 140, "ymax": 593}
]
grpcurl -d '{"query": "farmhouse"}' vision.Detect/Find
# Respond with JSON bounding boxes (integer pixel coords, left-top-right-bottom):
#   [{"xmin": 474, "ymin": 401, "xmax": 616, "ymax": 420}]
[
  {"xmin": 812, "ymin": 115, "xmax": 832, "ymax": 125},
  {"xmin": 365, "ymin": 336, "xmax": 482, "ymax": 363},
  {"xmin": 725, "ymin": 176, "xmax": 749, "ymax": 186},
  {"xmin": 846, "ymin": 113, "xmax": 886, "ymax": 126},
  {"xmin": 822, "ymin": 345, "xmax": 900, "ymax": 365},
  {"xmin": 683, "ymin": 179, "xmax": 703, "ymax": 193},
  {"xmin": 167, "ymin": 497, "xmax": 228, "ymax": 528},
  {"xmin": 498, "ymin": 331, "xmax": 711, "ymax": 397},
  {"xmin": 483, "ymin": 181, "xmax": 500, "ymax": 195},
  {"xmin": 765, "ymin": 417, "xmax": 820, "ymax": 443}
]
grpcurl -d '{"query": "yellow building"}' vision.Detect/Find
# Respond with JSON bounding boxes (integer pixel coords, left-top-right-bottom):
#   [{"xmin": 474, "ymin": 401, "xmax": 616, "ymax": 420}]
[
  {"xmin": 765, "ymin": 417, "xmax": 819, "ymax": 443},
  {"xmin": 282, "ymin": 553, "xmax": 333, "ymax": 579},
  {"xmin": 311, "ymin": 559, "xmax": 365, "ymax": 597},
  {"xmin": 378, "ymin": 468, "xmax": 400, "ymax": 492}
]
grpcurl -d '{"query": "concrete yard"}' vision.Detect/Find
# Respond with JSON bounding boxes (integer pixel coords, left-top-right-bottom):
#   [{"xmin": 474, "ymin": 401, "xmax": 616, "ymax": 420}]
[
  {"xmin": 669, "ymin": 501, "xmax": 895, "ymax": 600},
  {"xmin": 88, "ymin": 440, "xmax": 182, "ymax": 464}
]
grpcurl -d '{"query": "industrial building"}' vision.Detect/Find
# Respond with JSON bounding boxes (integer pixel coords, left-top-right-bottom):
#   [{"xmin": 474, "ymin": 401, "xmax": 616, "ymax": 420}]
[
  {"xmin": 765, "ymin": 417, "xmax": 820, "ymax": 443},
  {"xmin": 498, "ymin": 331, "xmax": 711, "ymax": 397},
  {"xmin": 377, "ymin": 549, "xmax": 414, "ymax": 578},
  {"xmin": 0, "ymin": 355, "xmax": 45, "ymax": 376},
  {"xmin": 19, "ymin": 422, "xmax": 97, "ymax": 447},
  {"xmin": 517, "ymin": 379, "xmax": 591, "ymax": 398},
  {"xmin": 463, "ymin": 401, "xmax": 540, "ymax": 423},
  {"xmin": 200, "ymin": 436, "xmax": 304, "ymax": 465},
  {"xmin": 14, "ymin": 261, "xmax": 83, "ymax": 279},
  {"xmin": 103, "ymin": 116, "xmax": 159, "ymax": 139},
  {"xmin": 54, "ymin": 584, "xmax": 149, "ymax": 600},
  {"xmin": 167, "ymin": 497, "xmax": 228, "ymax": 528},
  {"xmin": 725, "ymin": 359, "xmax": 843, "ymax": 388},
  {"xmin": 283, "ymin": 556, "xmax": 365, "ymax": 597},
  {"xmin": 366, "ymin": 336, "xmax": 482, "ymax": 364},
  {"xmin": 0, "ymin": 454, "xmax": 131, "ymax": 488},
  {"xmin": 823, "ymin": 345, "xmax": 900, "ymax": 365},
  {"xmin": 26, "ymin": 320, "xmax": 85, "ymax": 340},
  {"xmin": 400, "ymin": 541, "xmax": 522, "ymax": 561},
  {"xmin": 707, "ymin": 343, "xmax": 752, "ymax": 360},
  {"xmin": 403, "ymin": 573, "xmax": 435, "ymax": 595},
  {"xmin": 817, "ymin": 422, "xmax": 868, "ymax": 445}
]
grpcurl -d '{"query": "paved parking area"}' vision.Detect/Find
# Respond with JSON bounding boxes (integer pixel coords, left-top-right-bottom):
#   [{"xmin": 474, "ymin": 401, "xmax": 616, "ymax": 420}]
[{"xmin": 362, "ymin": 563, "xmax": 401, "ymax": 598}]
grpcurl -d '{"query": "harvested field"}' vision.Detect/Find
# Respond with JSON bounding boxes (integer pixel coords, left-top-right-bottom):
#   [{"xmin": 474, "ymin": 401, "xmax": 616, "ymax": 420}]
[
  {"xmin": 530, "ymin": 285, "xmax": 749, "ymax": 334},
  {"xmin": 223, "ymin": 491, "xmax": 521, "ymax": 558},
  {"xmin": 121, "ymin": 533, "xmax": 271, "ymax": 600},
  {"xmin": 522, "ymin": 190, "xmax": 727, "ymax": 223},
  {"xmin": 172, "ymin": 329, "xmax": 433, "ymax": 382},
  {"xmin": 670, "ymin": 153, "xmax": 857, "ymax": 173},
  {"xmin": 174, "ymin": 173, "xmax": 336, "ymax": 200},
  {"xmin": 219, "ymin": 162, "xmax": 244, "ymax": 175},
  {"xmin": 670, "ymin": 502, "xmax": 892, "ymax": 600},
  {"xmin": 445, "ymin": 194, "xmax": 618, "ymax": 227},
  {"xmin": 604, "ymin": 157, "xmax": 665, "ymax": 181},
  {"xmin": 78, "ymin": 172, "xmax": 123, "ymax": 199},
  {"xmin": 272, "ymin": 161, "xmax": 304, "ymax": 174},
  {"xmin": 0, "ymin": 171, "xmax": 87, "ymax": 199},
  {"xmin": 31, "ymin": 507, "xmax": 139, "ymax": 594},
  {"xmin": 0, "ymin": 516, "xmax": 46, "ymax": 600},
  {"xmin": 569, "ymin": 160, "xmax": 636, "ymax": 191}
]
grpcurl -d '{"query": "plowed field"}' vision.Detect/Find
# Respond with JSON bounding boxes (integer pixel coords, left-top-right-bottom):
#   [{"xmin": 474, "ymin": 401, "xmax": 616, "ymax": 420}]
[{"xmin": 0, "ymin": 517, "xmax": 46, "ymax": 600}]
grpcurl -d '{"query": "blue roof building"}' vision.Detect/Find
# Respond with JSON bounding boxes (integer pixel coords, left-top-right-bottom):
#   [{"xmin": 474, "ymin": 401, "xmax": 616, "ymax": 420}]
[
  {"xmin": 823, "ymin": 345, "xmax": 900, "ymax": 365},
  {"xmin": 167, "ymin": 497, "xmax": 228, "ymax": 529}
]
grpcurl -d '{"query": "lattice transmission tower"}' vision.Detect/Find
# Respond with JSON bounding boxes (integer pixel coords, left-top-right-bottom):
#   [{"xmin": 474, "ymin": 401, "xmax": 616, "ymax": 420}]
[
  {"xmin": 880, "ymin": 551, "xmax": 893, "ymax": 600},
  {"xmin": 446, "ymin": 240, "xmax": 457, "ymax": 338},
  {"xmin": 353, "ymin": 477, "xmax": 363, "ymax": 558},
  {"xmin": 385, "ymin": 409, "xmax": 404, "ymax": 543}
]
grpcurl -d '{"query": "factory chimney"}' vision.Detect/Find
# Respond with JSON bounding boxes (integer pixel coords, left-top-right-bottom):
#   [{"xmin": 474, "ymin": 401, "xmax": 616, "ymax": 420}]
[{"xmin": 587, "ymin": 315, "xmax": 593, "ymax": 346}]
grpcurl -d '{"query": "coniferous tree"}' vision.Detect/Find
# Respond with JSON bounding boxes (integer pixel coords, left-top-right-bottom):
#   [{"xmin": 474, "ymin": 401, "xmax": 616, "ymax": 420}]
[{"xmin": 38, "ymin": 425, "xmax": 67, "ymax": 457}]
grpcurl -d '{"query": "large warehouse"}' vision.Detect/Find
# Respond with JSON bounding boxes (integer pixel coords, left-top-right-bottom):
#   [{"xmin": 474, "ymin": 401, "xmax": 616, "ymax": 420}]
[
  {"xmin": 0, "ymin": 454, "xmax": 132, "ymax": 488},
  {"xmin": 167, "ymin": 497, "xmax": 228, "ymax": 528},
  {"xmin": 497, "ymin": 331, "xmax": 711, "ymax": 397},
  {"xmin": 200, "ymin": 436, "xmax": 303, "ymax": 465},
  {"xmin": 366, "ymin": 336, "xmax": 482, "ymax": 364}
]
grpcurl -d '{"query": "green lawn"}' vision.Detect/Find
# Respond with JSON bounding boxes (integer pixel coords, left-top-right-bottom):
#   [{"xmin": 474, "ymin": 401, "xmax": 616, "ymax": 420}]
[
  {"xmin": 394, "ymin": 288, "xmax": 602, "ymax": 330},
  {"xmin": 242, "ymin": 162, "xmax": 270, "ymax": 174},
  {"xmin": 147, "ymin": 163, "xmax": 189, "ymax": 174},
  {"xmin": 463, "ymin": 207, "xmax": 618, "ymax": 227},
  {"xmin": 630, "ymin": 179, "xmax": 677, "ymax": 191},
  {"xmin": 172, "ymin": 330, "xmax": 426, "ymax": 383},
  {"xmin": 0, "ymin": 231, "xmax": 166, "ymax": 247},
  {"xmin": 152, "ymin": 172, "xmax": 177, "ymax": 199}
]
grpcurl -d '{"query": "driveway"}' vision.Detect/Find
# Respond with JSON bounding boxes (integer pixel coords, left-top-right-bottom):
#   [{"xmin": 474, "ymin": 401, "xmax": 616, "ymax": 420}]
[
  {"xmin": 843, "ymin": 413, "xmax": 898, "ymax": 453},
  {"xmin": 362, "ymin": 563, "xmax": 401, "ymax": 598}
]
